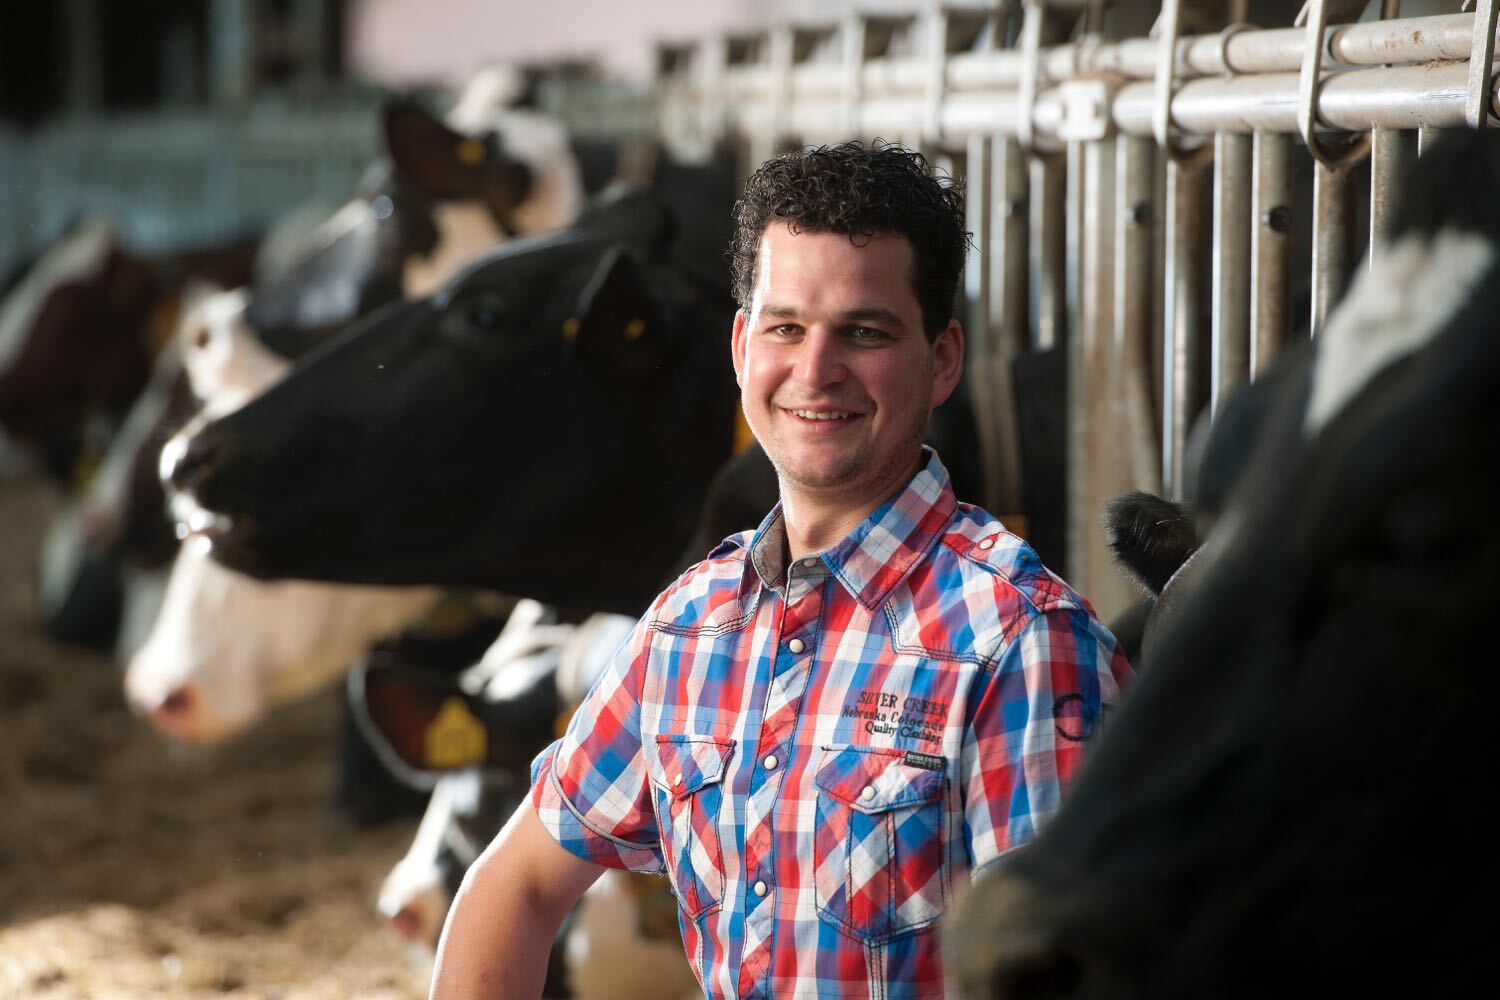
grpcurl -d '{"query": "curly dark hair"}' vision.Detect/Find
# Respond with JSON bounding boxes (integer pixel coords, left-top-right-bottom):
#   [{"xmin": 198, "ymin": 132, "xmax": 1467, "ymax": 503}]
[{"xmin": 728, "ymin": 141, "xmax": 969, "ymax": 341}]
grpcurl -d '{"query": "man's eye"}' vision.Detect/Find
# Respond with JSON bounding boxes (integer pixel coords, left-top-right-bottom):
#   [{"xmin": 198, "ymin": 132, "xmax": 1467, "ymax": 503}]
[
  {"xmin": 850, "ymin": 327, "xmax": 886, "ymax": 340},
  {"xmin": 770, "ymin": 324, "xmax": 799, "ymax": 336}
]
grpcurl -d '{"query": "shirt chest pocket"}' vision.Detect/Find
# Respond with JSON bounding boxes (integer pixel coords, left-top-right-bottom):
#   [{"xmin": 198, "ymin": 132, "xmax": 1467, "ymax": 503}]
[
  {"xmin": 813, "ymin": 745, "xmax": 950, "ymax": 943},
  {"xmin": 651, "ymin": 734, "xmax": 734, "ymax": 919}
]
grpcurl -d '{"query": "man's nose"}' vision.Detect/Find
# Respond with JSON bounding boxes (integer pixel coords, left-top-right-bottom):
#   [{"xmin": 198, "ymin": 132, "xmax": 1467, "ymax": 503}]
[{"xmin": 792, "ymin": 327, "xmax": 848, "ymax": 388}]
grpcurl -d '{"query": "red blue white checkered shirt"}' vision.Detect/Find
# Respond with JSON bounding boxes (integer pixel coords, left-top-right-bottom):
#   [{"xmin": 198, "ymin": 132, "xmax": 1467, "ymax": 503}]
[{"xmin": 532, "ymin": 450, "xmax": 1131, "ymax": 998}]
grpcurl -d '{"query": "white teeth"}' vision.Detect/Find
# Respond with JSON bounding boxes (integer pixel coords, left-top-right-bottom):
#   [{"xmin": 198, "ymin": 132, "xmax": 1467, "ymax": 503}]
[{"xmin": 790, "ymin": 409, "xmax": 853, "ymax": 421}]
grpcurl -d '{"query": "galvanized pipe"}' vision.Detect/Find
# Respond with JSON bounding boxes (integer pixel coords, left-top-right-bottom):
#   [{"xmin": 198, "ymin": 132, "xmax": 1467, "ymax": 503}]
[
  {"xmin": 1250, "ymin": 131, "xmax": 1294, "ymax": 376},
  {"xmin": 770, "ymin": 61, "xmax": 1485, "ymax": 148},
  {"xmin": 1369, "ymin": 127, "xmax": 1418, "ymax": 262},
  {"xmin": 1070, "ymin": 137, "xmax": 1126, "ymax": 616},
  {"xmin": 1211, "ymin": 131, "xmax": 1252, "ymax": 416},
  {"xmin": 1162, "ymin": 157, "xmax": 1209, "ymax": 500},
  {"xmin": 767, "ymin": 14, "xmax": 1488, "ymax": 99},
  {"xmin": 1115, "ymin": 134, "xmax": 1162, "ymax": 498},
  {"xmin": 991, "ymin": 137, "xmax": 1030, "ymax": 358},
  {"xmin": 1030, "ymin": 152, "xmax": 1068, "ymax": 352},
  {"xmin": 1311, "ymin": 155, "xmax": 1362, "ymax": 338}
]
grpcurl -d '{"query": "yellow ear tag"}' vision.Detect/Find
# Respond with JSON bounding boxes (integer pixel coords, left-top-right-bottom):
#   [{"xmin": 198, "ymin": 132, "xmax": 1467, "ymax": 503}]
[
  {"xmin": 624, "ymin": 318, "xmax": 646, "ymax": 341},
  {"xmin": 423, "ymin": 697, "xmax": 487, "ymax": 769},
  {"xmin": 456, "ymin": 138, "xmax": 487, "ymax": 166},
  {"xmin": 562, "ymin": 317, "xmax": 580, "ymax": 341}
]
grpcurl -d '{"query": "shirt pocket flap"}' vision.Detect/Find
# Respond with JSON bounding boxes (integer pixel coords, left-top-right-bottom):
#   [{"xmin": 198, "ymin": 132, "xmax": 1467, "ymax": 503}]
[
  {"xmin": 653, "ymin": 734, "xmax": 735, "ymax": 799},
  {"xmin": 814, "ymin": 746, "xmax": 946, "ymax": 813}
]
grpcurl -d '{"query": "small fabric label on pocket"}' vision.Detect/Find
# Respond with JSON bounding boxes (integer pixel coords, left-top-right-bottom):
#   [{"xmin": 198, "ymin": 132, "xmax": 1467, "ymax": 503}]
[{"xmin": 903, "ymin": 751, "xmax": 945, "ymax": 771}]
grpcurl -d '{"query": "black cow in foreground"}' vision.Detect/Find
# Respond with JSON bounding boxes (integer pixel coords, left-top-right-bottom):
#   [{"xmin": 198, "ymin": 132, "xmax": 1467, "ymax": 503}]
[
  {"xmin": 948, "ymin": 128, "xmax": 1500, "ymax": 998},
  {"xmin": 168, "ymin": 187, "xmax": 739, "ymax": 615}
]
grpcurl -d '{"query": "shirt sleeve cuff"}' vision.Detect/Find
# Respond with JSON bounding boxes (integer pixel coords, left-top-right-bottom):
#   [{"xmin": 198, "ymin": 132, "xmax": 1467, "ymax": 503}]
[{"xmin": 530, "ymin": 742, "xmax": 665, "ymax": 874}]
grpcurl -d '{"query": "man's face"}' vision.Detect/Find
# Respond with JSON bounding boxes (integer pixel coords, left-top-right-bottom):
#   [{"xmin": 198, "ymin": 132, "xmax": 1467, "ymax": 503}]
[{"xmin": 732, "ymin": 223, "xmax": 963, "ymax": 513}]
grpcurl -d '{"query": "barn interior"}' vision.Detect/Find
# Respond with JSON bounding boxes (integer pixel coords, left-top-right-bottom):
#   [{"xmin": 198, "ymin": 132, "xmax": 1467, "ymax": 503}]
[{"xmin": 0, "ymin": 0, "xmax": 1489, "ymax": 997}]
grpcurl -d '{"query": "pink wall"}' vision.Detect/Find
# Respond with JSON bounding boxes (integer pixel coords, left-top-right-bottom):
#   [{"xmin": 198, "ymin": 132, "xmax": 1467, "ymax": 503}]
[{"xmin": 348, "ymin": 0, "xmax": 764, "ymax": 89}]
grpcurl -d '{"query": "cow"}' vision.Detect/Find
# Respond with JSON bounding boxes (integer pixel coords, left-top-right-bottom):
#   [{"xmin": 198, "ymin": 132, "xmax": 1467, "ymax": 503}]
[
  {"xmin": 358, "ymin": 601, "xmax": 696, "ymax": 999},
  {"xmin": 166, "ymin": 185, "xmax": 741, "ymax": 615},
  {"xmin": 0, "ymin": 218, "xmax": 257, "ymax": 482},
  {"xmin": 123, "ymin": 289, "xmax": 444, "ymax": 743},
  {"xmin": 945, "ymin": 127, "xmax": 1500, "ymax": 998}
]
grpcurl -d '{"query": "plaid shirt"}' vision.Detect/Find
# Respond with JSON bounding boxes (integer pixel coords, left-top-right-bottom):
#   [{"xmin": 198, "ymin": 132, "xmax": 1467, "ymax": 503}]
[{"xmin": 532, "ymin": 450, "xmax": 1131, "ymax": 999}]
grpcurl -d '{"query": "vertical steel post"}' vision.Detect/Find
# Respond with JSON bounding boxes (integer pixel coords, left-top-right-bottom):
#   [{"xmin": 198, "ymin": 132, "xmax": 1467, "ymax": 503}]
[
  {"xmin": 1311, "ymin": 158, "xmax": 1355, "ymax": 338},
  {"xmin": 1211, "ymin": 131, "xmax": 1252, "ymax": 415},
  {"xmin": 992, "ymin": 138, "xmax": 1030, "ymax": 359},
  {"xmin": 1162, "ymin": 156, "xmax": 1208, "ymax": 500},
  {"xmin": 1029, "ymin": 153, "xmax": 1068, "ymax": 352},
  {"xmin": 1250, "ymin": 131, "xmax": 1293, "ymax": 376},
  {"xmin": 1116, "ymin": 133, "xmax": 1163, "ymax": 496},
  {"xmin": 1369, "ymin": 127, "xmax": 1418, "ymax": 262},
  {"xmin": 1070, "ymin": 137, "xmax": 1126, "ymax": 617}
]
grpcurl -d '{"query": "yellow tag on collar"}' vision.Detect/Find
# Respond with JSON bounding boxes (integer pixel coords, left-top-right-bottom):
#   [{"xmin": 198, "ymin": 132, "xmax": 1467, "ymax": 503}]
[
  {"xmin": 624, "ymin": 318, "xmax": 646, "ymax": 341},
  {"xmin": 562, "ymin": 317, "xmax": 580, "ymax": 341},
  {"xmin": 456, "ymin": 138, "xmax": 487, "ymax": 166},
  {"xmin": 423, "ymin": 697, "xmax": 487, "ymax": 769}
]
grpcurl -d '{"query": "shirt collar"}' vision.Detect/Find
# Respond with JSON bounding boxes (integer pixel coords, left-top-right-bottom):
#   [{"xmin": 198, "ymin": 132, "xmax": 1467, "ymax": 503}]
[{"xmin": 746, "ymin": 448, "xmax": 958, "ymax": 610}]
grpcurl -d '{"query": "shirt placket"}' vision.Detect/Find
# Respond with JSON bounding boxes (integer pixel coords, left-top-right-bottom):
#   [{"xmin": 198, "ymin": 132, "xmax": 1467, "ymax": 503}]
[{"xmin": 737, "ymin": 556, "xmax": 828, "ymax": 1000}]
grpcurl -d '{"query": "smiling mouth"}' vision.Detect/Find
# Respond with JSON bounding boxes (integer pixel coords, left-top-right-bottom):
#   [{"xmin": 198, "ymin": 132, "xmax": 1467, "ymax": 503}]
[{"xmin": 784, "ymin": 407, "xmax": 861, "ymax": 422}]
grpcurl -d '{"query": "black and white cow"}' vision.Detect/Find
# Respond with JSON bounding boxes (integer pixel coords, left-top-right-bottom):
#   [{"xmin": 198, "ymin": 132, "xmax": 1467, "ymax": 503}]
[
  {"xmin": 167, "ymin": 187, "xmax": 740, "ymax": 615},
  {"xmin": 946, "ymin": 127, "xmax": 1500, "ymax": 998}
]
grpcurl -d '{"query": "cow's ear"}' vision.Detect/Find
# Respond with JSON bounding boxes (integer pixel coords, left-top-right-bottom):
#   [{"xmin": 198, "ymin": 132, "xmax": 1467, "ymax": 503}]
[
  {"xmin": 349, "ymin": 662, "xmax": 494, "ymax": 789},
  {"xmin": 383, "ymin": 98, "xmax": 533, "ymax": 213},
  {"xmin": 567, "ymin": 245, "xmax": 665, "ymax": 375}
]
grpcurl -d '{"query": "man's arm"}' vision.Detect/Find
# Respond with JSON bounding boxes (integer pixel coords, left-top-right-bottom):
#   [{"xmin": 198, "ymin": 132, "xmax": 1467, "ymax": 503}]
[{"xmin": 430, "ymin": 800, "xmax": 605, "ymax": 999}]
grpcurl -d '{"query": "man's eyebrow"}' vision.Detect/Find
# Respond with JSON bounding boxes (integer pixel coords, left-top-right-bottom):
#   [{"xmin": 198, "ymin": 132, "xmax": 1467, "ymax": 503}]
[{"xmin": 758, "ymin": 304, "xmax": 909, "ymax": 328}]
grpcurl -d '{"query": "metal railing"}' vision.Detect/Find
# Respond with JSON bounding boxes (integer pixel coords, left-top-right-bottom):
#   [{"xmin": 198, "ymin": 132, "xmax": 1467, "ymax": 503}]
[{"xmin": 650, "ymin": 0, "xmax": 1500, "ymax": 618}]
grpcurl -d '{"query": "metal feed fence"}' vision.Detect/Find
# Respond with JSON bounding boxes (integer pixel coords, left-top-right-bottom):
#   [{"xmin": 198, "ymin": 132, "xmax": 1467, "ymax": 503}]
[
  {"xmin": 0, "ymin": 100, "xmax": 379, "ymax": 275},
  {"xmin": 650, "ymin": 0, "xmax": 1500, "ymax": 618}
]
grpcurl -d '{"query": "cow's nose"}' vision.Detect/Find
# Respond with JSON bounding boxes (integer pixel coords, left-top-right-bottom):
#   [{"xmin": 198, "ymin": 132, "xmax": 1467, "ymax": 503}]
[
  {"xmin": 386, "ymin": 903, "xmax": 431, "ymax": 944},
  {"xmin": 166, "ymin": 424, "xmax": 235, "ymax": 496},
  {"xmin": 148, "ymin": 683, "xmax": 199, "ymax": 736}
]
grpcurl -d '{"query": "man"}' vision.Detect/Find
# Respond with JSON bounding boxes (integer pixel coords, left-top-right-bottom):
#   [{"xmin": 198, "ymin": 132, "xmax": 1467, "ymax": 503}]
[{"xmin": 431, "ymin": 142, "xmax": 1130, "ymax": 999}]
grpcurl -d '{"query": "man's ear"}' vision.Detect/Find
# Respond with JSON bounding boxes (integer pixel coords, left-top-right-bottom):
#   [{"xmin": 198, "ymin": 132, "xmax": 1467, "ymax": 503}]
[
  {"xmin": 382, "ymin": 97, "xmax": 532, "ymax": 208},
  {"xmin": 930, "ymin": 319, "xmax": 965, "ymax": 406},
  {"xmin": 567, "ymin": 245, "xmax": 664, "ymax": 375},
  {"xmin": 731, "ymin": 309, "xmax": 748, "ymax": 388}
]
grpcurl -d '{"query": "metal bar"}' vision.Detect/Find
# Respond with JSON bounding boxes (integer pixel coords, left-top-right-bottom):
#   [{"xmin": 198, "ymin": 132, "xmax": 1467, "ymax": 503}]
[
  {"xmin": 716, "ymin": 15, "xmax": 1490, "ymax": 103},
  {"xmin": 1162, "ymin": 156, "xmax": 1209, "ymax": 500},
  {"xmin": 1065, "ymin": 140, "xmax": 1085, "ymax": 361},
  {"xmin": 991, "ymin": 137, "xmax": 1030, "ymax": 358},
  {"xmin": 1211, "ymin": 131, "xmax": 1252, "ymax": 416},
  {"xmin": 1115, "ymin": 134, "xmax": 1162, "ymax": 497},
  {"xmin": 1311, "ymin": 157, "xmax": 1359, "ymax": 338},
  {"xmin": 1418, "ymin": 124, "xmax": 1443, "ymax": 154},
  {"xmin": 1369, "ymin": 127, "xmax": 1417, "ymax": 262},
  {"xmin": 1030, "ymin": 152, "xmax": 1067, "ymax": 352},
  {"xmin": 965, "ymin": 133, "xmax": 994, "ymax": 362},
  {"xmin": 771, "ymin": 61, "xmax": 1484, "ymax": 147},
  {"xmin": 1070, "ymin": 137, "xmax": 1125, "ymax": 616},
  {"xmin": 1250, "ymin": 131, "xmax": 1293, "ymax": 377}
]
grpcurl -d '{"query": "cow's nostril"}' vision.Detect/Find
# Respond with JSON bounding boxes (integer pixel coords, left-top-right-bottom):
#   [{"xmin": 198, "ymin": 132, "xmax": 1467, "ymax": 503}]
[
  {"xmin": 992, "ymin": 949, "xmax": 1084, "ymax": 1000},
  {"xmin": 387, "ymin": 904, "xmax": 426, "ymax": 942},
  {"xmin": 156, "ymin": 685, "xmax": 194, "ymax": 720}
]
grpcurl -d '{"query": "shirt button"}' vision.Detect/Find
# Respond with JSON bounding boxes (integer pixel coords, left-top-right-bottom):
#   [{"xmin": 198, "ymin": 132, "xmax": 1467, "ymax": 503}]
[
  {"xmin": 753, "ymin": 880, "xmax": 769, "ymax": 897},
  {"xmin": 860, "ymin": 786, "xmax": 876, "ymax": 802},
  {"xmin": 801, "ymin": 557, "xmax": 819, "ymax": 568},
  {"xmin": 978, "ymin": 537, "xmax": 996, "ymax": 551},
  {"xmin": 788, "ymin": 638, "xmax": 805, "ymax": 654},
  {"xmin": 763, "ymin": 754, "xmax": 778, "ymax": 771}
]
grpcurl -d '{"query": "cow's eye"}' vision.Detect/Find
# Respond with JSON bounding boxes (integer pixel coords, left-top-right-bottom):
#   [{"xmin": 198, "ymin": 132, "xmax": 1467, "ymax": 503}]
[{"xmin": 466, "ymin": 294, "xmax": 505, "ymax": 331}]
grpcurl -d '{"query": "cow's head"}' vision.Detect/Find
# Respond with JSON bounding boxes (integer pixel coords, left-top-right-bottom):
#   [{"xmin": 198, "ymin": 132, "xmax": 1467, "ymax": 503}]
[
  {"xmin": 0, "ymin": 220, "xmax": 159, "ymax": 479},
  {"xmin": 948, "ymin": 128, "xmax": 1500, "ymax": 998},
  {"xmin": 246, "ymin": 99, "xmax": 580, "ymax": 359},
  {"xmin": 167, "ymin": 199, "xmax": 737, "ymax": 613}
]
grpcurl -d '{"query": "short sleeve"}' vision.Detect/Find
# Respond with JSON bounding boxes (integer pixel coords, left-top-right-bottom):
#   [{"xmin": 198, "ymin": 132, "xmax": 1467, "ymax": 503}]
[
  {"xmin": 529, "ymin": 615, "xmax": 665, "ymax": 873},
  {"xmin": 961, "ymin": 606, "xmax": 1131, "ymax": 875}
]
